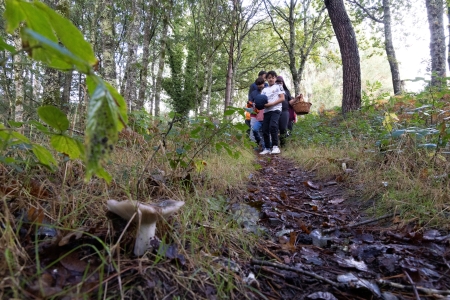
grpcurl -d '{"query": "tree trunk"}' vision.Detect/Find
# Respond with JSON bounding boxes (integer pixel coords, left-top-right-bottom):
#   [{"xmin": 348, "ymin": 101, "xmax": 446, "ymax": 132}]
[
  {"xmin": 137, "ymin": 0, "xmax": 156, "ymax": 109},
  {"xmin": 61, "ymin": 72, "xmax": 73, "ymax": 113},
  {"xmin": 13, "ymin": 34, "xmax": 24, "ymax": 122},
  {"xmin": 324, "ymin": 0, "xmax": 361, "ymax": 113},
  {"xmin": 224, "ymin": 40, "xmax": 234, "ymax": 111},
  {"xmin": 99, "ymin": 0, "xmax": 117, "ymax": 87},
  {"xmin": 154, "ymin": 18, "xmax": 169, "ymax": 117},
  {"xmin": 448, "ymin": 5, "xmax": 450, "ymax": 72},
  {"xmin": 42, "ymin": 68, "xmax": 61, "ymax": 107},
  {"xmin": 123, "ymin": 0, "xmax": 140, "ymax": 111},
  {"xmin": 382, "ymin": 0, "xmax": 402, "ymax": 95},
  {"xmin": 426, "ymin": 0, "xmax": 446, "ymax": 88}
]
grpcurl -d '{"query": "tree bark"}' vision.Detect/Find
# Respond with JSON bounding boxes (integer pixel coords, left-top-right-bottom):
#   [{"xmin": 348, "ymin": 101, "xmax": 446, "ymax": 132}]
[
  {"xmin": 137, "ymin": 0, "xmax": 156, "ymax": 110},
  {"xmin": 154, "ymin": 18, "xmax": 169, "ymax": 117},
  {"xmin": 99, "ymin": 0, "xmax": 117, "ymax": 87},
  {"xmin": 324, "ymin": 0, "xmax": 361, "ymax": 113},
  {"xmin": 123, "ymin": 0, "xmax": 140, "ymax": 111},
  {"xmin": 382, "ymin": 0, "xmax": 402, "ymax": 95},
  {"xmin": 13, "ymin": 34, "xmax": 24, "ymax": 122},
  {"xmin": 426, "ymin": 0, "xmax": 446, "ymax": 88},
  {"xmin": 61, "ymin": 72, "xmax": 73, "ymax": 113}
]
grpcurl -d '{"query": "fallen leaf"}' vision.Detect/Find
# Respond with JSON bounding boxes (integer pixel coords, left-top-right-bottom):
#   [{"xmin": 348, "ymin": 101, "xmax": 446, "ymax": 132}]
[
  {"xmin": 280, "ymin": 191, "xmax": 287, "ymax": 200},
  {"xmin": 304, "ymin": 181, "xmax": 321, "ymax": 190},
  {"xmin": 306, "ymin": 292, "xmax": 338, "ymax": 300},
  {"xmin": 329, "ymin": 198, "xmax": 345, "ymax": 205},
  {"xmin": 58, "ymin": 228, "xmax": 87, "ymax": 246},
  {"xmin": 28, "ymin": 207, "xmax": 45, "ymax": 224},
  {"xmin": 60, "ymin": 251, "xmax": 88, "ymax": 273}
]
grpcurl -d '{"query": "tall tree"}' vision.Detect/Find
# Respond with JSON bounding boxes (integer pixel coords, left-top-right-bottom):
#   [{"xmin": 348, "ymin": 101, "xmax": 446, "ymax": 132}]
[
  {"xmin": 99, "ymin": 0, "xmax": 117, "ymax": 86},
  {"xmin": 137, "ymin": 0, "xmax": 158, "ymax": 109},
  {"xmin": 12, "ymin": 34, "xmax": 24, "ymax": 122},
  {"xmin": 121, "ymin": 0, "xmax": 141, "ymax": 110},
  {"xmin": 264, "ymin": 0, "xmax": 331, "ymax": 96},
  {"xmin": 347, "ymin": 0, "xmax": 403, "ymax": 95},
  {"xmin": 324, "ymin": 0, "xmax": 361, "ymax": 113},
  {"xmin": 426, "ymin": 0, "xmax": 446, "ymax": 88}
]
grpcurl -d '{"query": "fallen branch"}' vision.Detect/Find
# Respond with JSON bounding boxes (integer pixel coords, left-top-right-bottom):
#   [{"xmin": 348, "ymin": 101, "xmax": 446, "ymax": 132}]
[
  {"xmin": 250, "ymin": 259, "xmax": 340, "ymax": 288},
  {"xmin": 323, "ymin": 213, "xmax": 395, "ymax": 234},
  {"xmin": 282, "ymin": 204, "xmax": 345, "ymax": 223},
  {"xmin": 404, "ymin": 271, "xmax": 420, "ymax": 300},
  {"xmin": 376, "ymin": 279, "xmax": 450, "ymax": 296}
]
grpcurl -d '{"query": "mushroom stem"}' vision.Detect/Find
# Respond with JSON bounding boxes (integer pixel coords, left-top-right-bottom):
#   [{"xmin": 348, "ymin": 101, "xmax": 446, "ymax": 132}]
[{"xmin": 134, "ymin": 214, "xmax": 157, "ymax": 256}]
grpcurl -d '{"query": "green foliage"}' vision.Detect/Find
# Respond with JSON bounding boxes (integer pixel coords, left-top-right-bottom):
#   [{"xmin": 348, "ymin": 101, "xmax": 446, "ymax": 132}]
[
  {"xmin": 4, "ymin": 0, "xmax": 128, "ymax": 182},
  {"xmin": 163, "ymin": 107, "xmax": 250, "ymax": 173},
  {"xmin": 162, "ymin": 41, "xmax": 196, "ymax": 117}
]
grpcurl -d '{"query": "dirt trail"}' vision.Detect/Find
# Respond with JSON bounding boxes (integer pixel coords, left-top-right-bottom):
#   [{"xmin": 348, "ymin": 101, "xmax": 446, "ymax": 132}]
[{"xmin": 245, "ymin": 155, "xmax": 450, "ymax": 300}]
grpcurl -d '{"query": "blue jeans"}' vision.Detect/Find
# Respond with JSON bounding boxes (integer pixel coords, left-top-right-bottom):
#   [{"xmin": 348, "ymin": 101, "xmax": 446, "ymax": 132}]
[{"xmin": 251, "ymin": 118, "xmax": 264, "ymax": 147}]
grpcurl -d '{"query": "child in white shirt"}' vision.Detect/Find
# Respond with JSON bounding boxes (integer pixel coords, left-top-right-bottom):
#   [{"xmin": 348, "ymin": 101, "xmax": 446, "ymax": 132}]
[{"xmin": 259, "ymin": 71, "xmax": 285, "ymax": 155}]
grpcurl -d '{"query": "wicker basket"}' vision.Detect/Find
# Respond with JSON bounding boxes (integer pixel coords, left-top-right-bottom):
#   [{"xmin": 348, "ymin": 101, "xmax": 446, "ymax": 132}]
[{"xmin": 291, "ymin": 94, "xmax": 312, "ymax": 115}]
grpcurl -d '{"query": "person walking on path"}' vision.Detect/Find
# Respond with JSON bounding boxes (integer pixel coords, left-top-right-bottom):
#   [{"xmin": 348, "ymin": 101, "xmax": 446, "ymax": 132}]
[
  {"xmin": 248, "ymin": 71, "xmax": 267, "ymax": 100},
  {"xmin": 275, "ymin": 76, "xmax": 292, "ymax": 147},
  {"xmin": 260, "ymin": 71, "xmax": 285, "ymax": 155},
  {"xmin": 248, "ymin": 77, "xmax": 266, "ymax": 149}
]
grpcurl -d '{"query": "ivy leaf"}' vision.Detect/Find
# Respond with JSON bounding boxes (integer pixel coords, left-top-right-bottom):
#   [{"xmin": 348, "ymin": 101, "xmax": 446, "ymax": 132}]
[
  {"xmin": 37, "ymin": 105, "xmax": 69, "ymax": 132},
  {"xmin": 51, "ymin": 135, "xmax": 82, "ymax": 159},
  {"xmin": 32, "ymin": 144, "xmax": 57, "ymax": 169}
]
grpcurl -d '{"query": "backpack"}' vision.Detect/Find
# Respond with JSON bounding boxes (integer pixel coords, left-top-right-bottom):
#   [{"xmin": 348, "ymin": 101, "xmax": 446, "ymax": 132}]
[{"xmin": 254, "ymin": 94, "xmax": 268, "ymax": 110}]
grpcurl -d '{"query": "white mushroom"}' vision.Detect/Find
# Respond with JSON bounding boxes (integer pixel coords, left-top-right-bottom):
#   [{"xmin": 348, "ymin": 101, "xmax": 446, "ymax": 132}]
[{"xmin": 107, "ymin": 199, "xmax": 184, "ymax": 256}]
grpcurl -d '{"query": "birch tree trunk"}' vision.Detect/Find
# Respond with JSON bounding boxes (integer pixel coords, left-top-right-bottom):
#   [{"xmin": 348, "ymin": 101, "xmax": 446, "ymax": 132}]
[
  {"xmin": 154, "ymin": 18, "xmax": 169, "ymax": 117},
  {"xmin": 382, "ymin": 0, "xmax": 402, "ymax": 94},
  {"xmin": 13, "ymin": 34, "xmax": 24, "ymax": 122},
  {"xmin": 137, "ymin": 0, "xmax": 156, "ymax": 110},
  {"xmin": 122, "ymin": 0, "xmax": 140, "ymax": 111},
  {"xmin": 99, "ymin": 0, "xmax": 117, "ymax": 87},
  {"xmin": 426, "ymin": 0, "xmax": 446, "ymax": 88}
]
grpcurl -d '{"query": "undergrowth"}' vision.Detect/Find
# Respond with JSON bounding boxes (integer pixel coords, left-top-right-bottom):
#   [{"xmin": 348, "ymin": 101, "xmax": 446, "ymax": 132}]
[
  {"xmin": 0, "ymin": 113, "xmax": 260, "ymax": 299},
  {"xmin": 285, "ymin": 87, "xmax": 450, "ymax": 229}
]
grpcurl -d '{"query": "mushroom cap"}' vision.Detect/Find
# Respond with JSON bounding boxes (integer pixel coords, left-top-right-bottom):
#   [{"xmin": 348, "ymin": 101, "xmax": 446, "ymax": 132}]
[{"xmin": 107, "ymin": 199, "xmax": 185, "ymax": 222}]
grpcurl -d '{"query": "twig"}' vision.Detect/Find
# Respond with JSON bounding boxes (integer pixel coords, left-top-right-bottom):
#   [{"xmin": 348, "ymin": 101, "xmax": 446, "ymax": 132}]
[
  {"xmin": 376, "ymin": 279, "xmax": 450, "ymax": 296},
  {"xmin": 322, "ymin": 213, "xmax": 395, "ymax": 234},
  {"xmin": 251, "ymin": 259, "xmax": 340, "ymax": 288},
  {"xmin": 403, "ymin": 271, "xmax": 420, "ymax": 300}
]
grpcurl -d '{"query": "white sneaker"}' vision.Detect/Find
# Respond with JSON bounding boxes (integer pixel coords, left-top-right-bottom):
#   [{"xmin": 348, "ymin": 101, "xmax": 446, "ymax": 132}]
[
  {"xmin": 259, "ymin": 148, "xmax": 271, "ymax": 155},
  {"xmin": 271, "ymin": 146, "xmax": 280, "ymax": 154}
]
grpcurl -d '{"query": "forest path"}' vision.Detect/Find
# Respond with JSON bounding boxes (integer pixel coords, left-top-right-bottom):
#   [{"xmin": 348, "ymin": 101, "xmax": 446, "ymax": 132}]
[{"xmin": 243, "ymin": 154, "xmax": 450, "ymax": 299}]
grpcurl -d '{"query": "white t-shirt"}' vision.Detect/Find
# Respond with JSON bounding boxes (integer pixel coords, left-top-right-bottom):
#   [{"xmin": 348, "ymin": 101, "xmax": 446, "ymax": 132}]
[{"xmin": 262, "ymin": 84, "xmax": 284, "ymax": 112}]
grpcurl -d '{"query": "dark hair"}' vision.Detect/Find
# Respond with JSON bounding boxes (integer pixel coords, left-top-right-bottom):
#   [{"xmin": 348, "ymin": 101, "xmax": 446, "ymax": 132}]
[
  {"xmin": 255, "ymin": 77, "xmax": 265, "ymax": 85},
  {"xmin": 266, "ymin": 70, "xmax": 277, "ymax": 78},
  {"xmin": 258, "ymin": 70, "xmax": 267, "ymax": 76}
]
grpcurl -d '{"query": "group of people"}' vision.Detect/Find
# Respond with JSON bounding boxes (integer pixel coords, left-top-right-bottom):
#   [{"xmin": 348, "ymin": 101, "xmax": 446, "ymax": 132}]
[{"xmin": 245, "ymin": 70, "xmax": 297, "ymax": 155}]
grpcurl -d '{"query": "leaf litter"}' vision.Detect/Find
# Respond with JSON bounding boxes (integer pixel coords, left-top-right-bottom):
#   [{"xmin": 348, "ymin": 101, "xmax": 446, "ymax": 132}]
[
  {"xmin": 1, "ymin": 155, "xmax": 450, "ymax": 299},
  {"xmin": 246, "ymin": 155, "xmax": 450, "ymax": 299}
]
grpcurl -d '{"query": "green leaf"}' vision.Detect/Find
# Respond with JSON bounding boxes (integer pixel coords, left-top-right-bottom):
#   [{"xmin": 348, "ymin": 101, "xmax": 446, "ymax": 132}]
[
  {"xmin": 0, "ymin": 36, "xmax": 15, "ymax": 52},
  {"xmin": 234, "ymin": 123, "xmax": 249, "ymax": 132},
  {"xmin": 32, "ymin": 144, "xmax": 57, "ymax": 169},
  {"xmin": 4, "ymin": 0, "xmax": 25, "ymax": 33},
  {"xmin": 34, "ymin": 2, "xmax": 96, "ymax": 65},
  {"xmin": 28, "ymin": 120, "xmax": 51, "ymax": 134},
  {"xmin": 37, "ymin": 106, "xmax": 69, "ymax": 132},
  {"xmin": 23, "ymin": 29, "xmax": 85, "ymax": 71},
  {"xmin": 7, "ymin": 120, "xmax": 23, "ymax": 128},
  {"xmin": 51, "ymin": 135, "xmax": 82, "ymax": 159}
]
